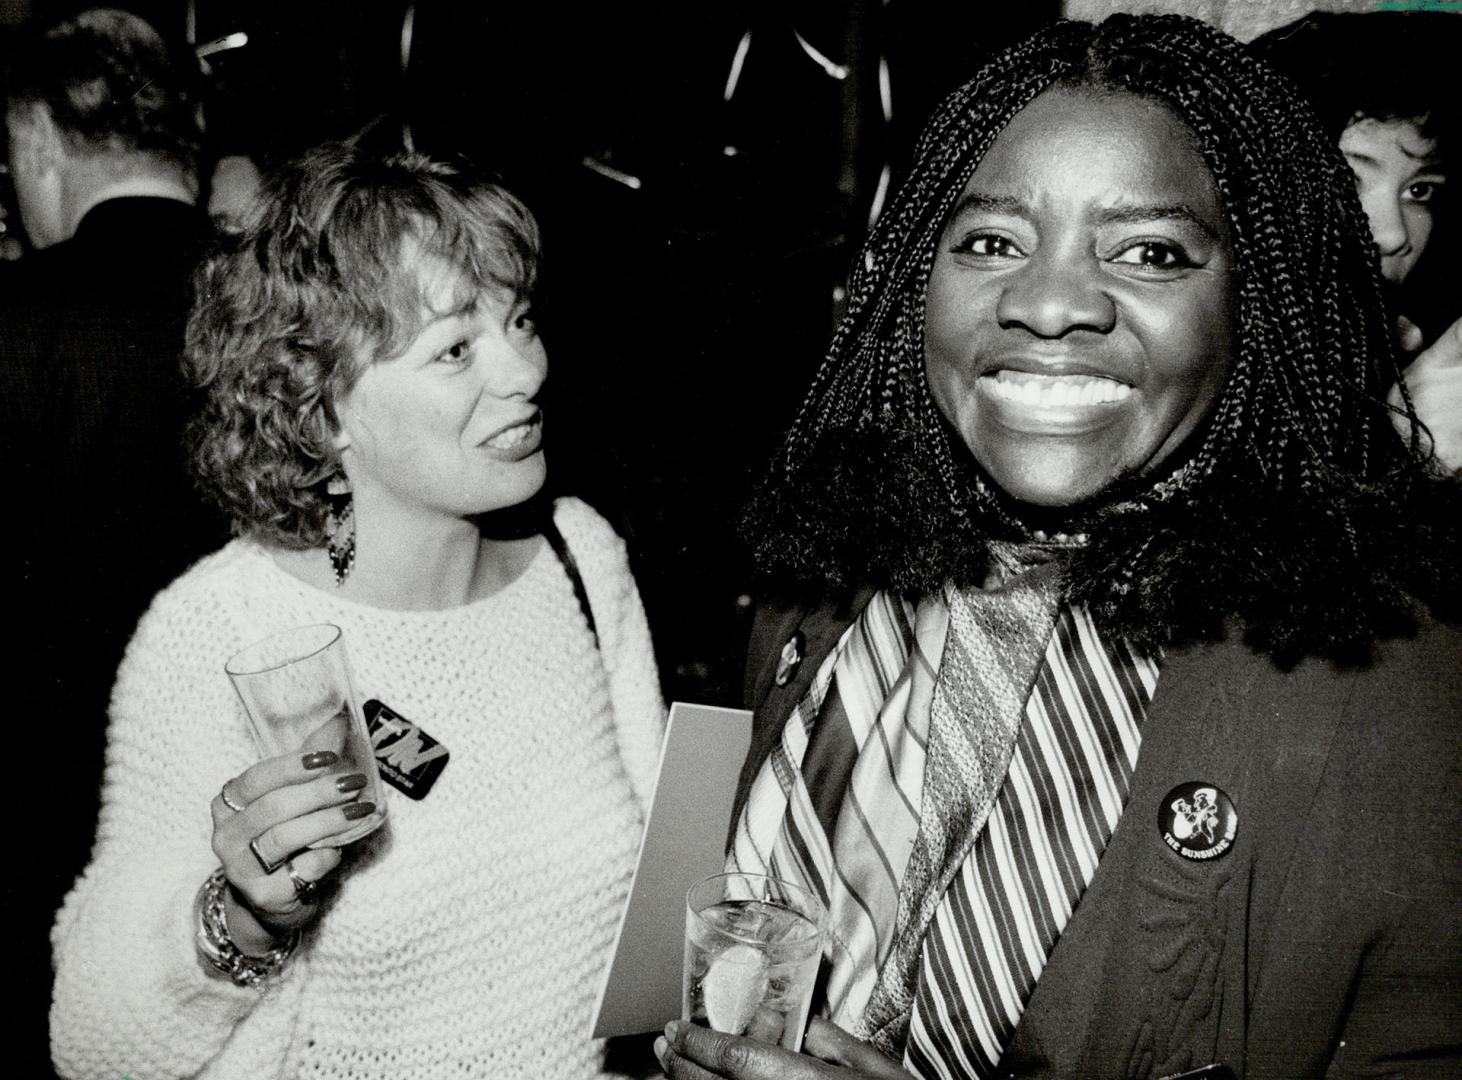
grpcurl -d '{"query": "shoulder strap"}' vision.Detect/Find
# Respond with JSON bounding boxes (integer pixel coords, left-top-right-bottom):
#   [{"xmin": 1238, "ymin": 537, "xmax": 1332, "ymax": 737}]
[{"xmin": 543, "ymin": 515, "xmax": 599, "ymax": 647}]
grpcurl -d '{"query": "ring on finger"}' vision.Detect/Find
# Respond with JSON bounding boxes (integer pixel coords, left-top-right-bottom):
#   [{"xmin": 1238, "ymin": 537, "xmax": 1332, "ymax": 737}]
[
  {"xmin": 220, "ymin": 779, "xmax": 247, "ymax": 813},
  {"xmin": 249, "ymin": 836, "xmax": 282, "ymax": 875},
  {"xmin": 285, "ymin": 858, "xmax": 319, "ymax": 904}
]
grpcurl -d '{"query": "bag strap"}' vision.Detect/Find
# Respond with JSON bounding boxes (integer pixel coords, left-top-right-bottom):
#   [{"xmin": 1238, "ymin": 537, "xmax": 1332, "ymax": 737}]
[{"xmin": 543, "ymin": 516, "xmax": 599, "ymax": 647}]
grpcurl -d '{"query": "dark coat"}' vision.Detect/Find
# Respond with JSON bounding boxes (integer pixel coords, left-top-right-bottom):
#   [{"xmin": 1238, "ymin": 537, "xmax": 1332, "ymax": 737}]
[
  {"xmin": 1, "ymin": 197, "xmax": 225, "ymax": 632},
  {"xmin": 2, "ymin": 196, "xmax": 226, "ymax": 847},
  {"xmin": 736, "ymin": 591, "xmax": 1462, "ymax": 1079},
  {"xmin": 0, "ymin": 197, "xmax": 226, "ymax": 1079}
]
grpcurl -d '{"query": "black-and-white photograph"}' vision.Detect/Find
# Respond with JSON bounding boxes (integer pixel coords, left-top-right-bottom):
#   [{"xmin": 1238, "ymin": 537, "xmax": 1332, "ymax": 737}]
[{"xmin": 3, "ymin": 1, "xmax": 1458, "ymax": 1077}]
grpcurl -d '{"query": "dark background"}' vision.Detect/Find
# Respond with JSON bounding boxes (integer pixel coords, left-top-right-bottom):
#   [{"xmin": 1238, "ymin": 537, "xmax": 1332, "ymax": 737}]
[
  {"xmin": 1, "ymin": 3, "xmax": 1056, "ymax": 1075},
  {"xmin": 4, "ymin": 0, "xmax": 1054, "ymax": 705},
  {"xmin": 10, "ymin": 5, "xmax": 1457, "ymax": 1078}
]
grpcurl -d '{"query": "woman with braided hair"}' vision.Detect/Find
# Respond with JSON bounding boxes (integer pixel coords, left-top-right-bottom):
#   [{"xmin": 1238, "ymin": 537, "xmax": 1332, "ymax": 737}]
[{"xmin": 656, "ymin": 14, "xmax": 1461, "ymax": 1080}]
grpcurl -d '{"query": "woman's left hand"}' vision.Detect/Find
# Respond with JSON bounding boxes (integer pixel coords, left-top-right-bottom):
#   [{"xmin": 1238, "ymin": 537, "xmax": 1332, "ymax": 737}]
[{"xmin": 655, "ymin": 1017, "xmax": 911, "ymax": 1079}]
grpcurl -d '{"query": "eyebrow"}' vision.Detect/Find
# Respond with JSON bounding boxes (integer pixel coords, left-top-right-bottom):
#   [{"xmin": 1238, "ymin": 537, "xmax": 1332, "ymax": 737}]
[
  {"xmin": 1095, "ymin": 204, "xmax": 1220, "ymax": 241},
  {"xmin": 949, "ymin": 192, "xmax": 1025, "ymax": 218},
  {"xmin": 949, "ymin": 192, "xmax": 1221, "ymax": 242},
  {"xmin": 400, "ymin": 298, "xmax": 476, "ymax": 351},
  {"xmin": 420, "ymin": 295, "xmax": 479, "ymax": 326},
  {"xmin": 1345, "ymin": 149, "xmax": 1444, "ymax": 167}
]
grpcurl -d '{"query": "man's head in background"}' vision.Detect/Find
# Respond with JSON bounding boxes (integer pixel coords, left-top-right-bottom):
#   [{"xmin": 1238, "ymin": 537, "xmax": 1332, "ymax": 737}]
[{"xmin": 3, "ymin": 7, "xmax": 201, "ymax": 249}]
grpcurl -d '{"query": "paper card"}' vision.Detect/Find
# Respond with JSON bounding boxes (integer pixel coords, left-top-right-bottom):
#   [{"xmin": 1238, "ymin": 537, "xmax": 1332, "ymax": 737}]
[{"xmin": 590, "ymin": 702, "xmax": 754, "ymax": 1038}]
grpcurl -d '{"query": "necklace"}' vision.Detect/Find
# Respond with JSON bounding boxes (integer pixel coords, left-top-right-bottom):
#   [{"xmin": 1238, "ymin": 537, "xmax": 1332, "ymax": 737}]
[{"xmin": 1029, "ymin": 529, "xmax": 1089, "ymax": 545}]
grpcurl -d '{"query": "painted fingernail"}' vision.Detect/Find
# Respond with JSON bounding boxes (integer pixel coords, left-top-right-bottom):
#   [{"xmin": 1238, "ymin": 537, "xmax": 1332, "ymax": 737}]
[
  {"xmin": 653, "ymin": 1036, "xmax": 668, "ymax": 1066},
  {"xmin": 342, "ymin": 801, "xmax": 376, "ymax": 820},
  {"xmin": 302, "ymin": 751, "xmax": 339, "ymax": 769},
  {"xmin": 335, "ymin": 773, "xmax": 368, "ymax": 793}
]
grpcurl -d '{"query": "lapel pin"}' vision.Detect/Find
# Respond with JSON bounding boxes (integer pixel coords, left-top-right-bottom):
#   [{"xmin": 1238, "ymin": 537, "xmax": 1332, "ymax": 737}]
[
  {"xmin": 774, "ymin": 631, "xmax": 805, "ymax": 687},
  {"xmin": 1159, "ymin": 781, "xmax": 1237, "ymax": 861}
]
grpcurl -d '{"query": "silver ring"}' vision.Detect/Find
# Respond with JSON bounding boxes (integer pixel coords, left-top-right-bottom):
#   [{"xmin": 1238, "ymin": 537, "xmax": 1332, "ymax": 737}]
[
  {"xmin": 249, "ymin": 836, "xmax": 281, "ymax": 875},
  {"xmin": 285, "ymin": 858, "xmax": 319, "ymax": 904},
  {"xmin": 220, "ymin": 780, "xmax": 247, "ymax": 813}
]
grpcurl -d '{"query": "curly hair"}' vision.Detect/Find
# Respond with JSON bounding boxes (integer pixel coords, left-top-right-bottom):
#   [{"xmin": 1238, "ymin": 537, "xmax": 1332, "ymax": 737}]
[
  {"xmin": 186, "ymin": 138, "xmax": 541, "ymax": 547},
  {"xmin": 744, "ymin": 14, "xmax": 1462, "ymax": 664},
  {"xmin": 3, "ymin": 8, "xmax": 200, "ymax": 175}
]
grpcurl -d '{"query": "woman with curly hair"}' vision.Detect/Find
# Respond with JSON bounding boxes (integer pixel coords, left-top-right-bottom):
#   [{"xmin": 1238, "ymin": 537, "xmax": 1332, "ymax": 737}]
[
  {"xmin": 49, "ymin": 139, "xmax": 665, "ymax": 1078},
  {"xmin": 657, "ymin": 14, "xmax": 1461, "ymax": 1080}
]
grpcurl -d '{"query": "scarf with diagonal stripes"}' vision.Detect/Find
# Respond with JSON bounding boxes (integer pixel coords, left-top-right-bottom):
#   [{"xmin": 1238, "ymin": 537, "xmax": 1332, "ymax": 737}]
[{"xmin": 730, "ymin": 547, "xmax": 1160, "ymax": 1072}]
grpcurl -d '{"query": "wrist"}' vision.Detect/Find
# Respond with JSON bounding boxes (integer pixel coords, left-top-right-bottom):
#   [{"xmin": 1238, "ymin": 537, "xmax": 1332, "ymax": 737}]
[
  {"xmin": 194, "ymin": 867, "xmax": 298, "ymax": 986},
  {"xmin": 222, "ymin": 886, "xmax": 290, "ymax": 956}
]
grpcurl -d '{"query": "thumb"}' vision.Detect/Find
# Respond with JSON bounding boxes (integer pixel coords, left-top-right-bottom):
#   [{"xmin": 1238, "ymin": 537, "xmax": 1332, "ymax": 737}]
[
  {"xmin": 802, "ymin": 1018, "xmax": 908, "ymax": 1078},
  {"xmin": 1395, "ymin": 314, "xmax": 1425, "ymax": 355}
]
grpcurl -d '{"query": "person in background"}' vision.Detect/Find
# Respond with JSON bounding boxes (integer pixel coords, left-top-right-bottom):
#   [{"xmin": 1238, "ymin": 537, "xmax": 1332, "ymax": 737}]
[
  {"xmin": 48, "ymin": 140, "xmax": 665, "ymax": 1078},
  {"xmin": 0, "ymin": 9, "xmax": 225, "ymax": 1077},
  {"xmin": 657, "ymin": 14, "xmax": 1460, "ymax": 1080},
  {"xmin": 0, "ymin": 168, "xmax": 22, "ymax": 260},
  {"xmin": 206, "ymin": 151, "xmax": 264, "ymax": 232},
  {"xmin": 1254, "ymin": 11, "xmax": 1461, "ymax": 474}
]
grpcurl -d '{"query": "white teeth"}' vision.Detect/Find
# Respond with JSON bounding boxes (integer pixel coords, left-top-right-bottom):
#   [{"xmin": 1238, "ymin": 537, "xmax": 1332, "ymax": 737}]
[
  {"xmin": 485, "ymin": 421, "xmax": 535, "ymax": 449},
  {"xmin": 984, "ymin": 371, "xmax": 1130, "ymax": 407}
]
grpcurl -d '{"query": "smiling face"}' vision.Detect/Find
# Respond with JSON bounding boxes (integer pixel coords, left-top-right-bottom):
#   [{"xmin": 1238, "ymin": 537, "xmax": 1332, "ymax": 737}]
[
  {"xmin": 333, "ymin": 244, "xmax": 548, "ymax": 524},
  {"xmin": 923, "ymin": 88, "xmax": 1236, "ymax": 509},
  {"xmin": 1338, "ymin": 116, "xmax": 1445, "ymax": 286}
]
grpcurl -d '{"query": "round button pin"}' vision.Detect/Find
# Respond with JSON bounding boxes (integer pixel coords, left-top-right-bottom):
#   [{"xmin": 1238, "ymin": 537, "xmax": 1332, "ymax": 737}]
[{"xmin": 1159, "ymin": 781, "xmax": 1237, "ymax": 861}]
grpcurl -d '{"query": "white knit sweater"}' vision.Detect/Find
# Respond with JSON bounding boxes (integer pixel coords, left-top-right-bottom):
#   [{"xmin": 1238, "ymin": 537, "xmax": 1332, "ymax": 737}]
[{"xmin": 51, "ymin": 498, "xmax": 665, "ymax": 1080}]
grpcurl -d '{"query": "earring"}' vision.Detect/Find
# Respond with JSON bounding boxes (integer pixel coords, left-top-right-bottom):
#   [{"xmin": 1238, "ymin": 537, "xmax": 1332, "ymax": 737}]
[{"xmin": 325, "ymin": 476, "xmax": 355, "ymax": 587}]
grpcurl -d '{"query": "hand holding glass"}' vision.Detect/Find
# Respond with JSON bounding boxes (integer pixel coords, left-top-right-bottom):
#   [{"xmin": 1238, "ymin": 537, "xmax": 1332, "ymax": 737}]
[
  {"xmin": 225, "ymin": 623, "xmax": 386, "ymax": 845},
  {"xmin": 683, "ymin": 872, "xmax": 826, "ymax": 1052}
]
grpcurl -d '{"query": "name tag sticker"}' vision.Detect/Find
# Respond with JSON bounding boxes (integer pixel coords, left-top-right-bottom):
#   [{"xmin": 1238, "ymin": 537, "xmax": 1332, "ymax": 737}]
[{"xmin": 364, "ymin": 699, "xmax": 450, "ymax": 800}]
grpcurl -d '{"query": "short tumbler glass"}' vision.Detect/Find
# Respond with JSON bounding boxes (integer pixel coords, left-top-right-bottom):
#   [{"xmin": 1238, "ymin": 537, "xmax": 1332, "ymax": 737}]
[
  {"xmin": 225, "ymin": 623, "xmax": 386, "ymax": 846},
  {"xmin": 683, "ymin": 872, "xmax": 827, "ymax": 1052}
]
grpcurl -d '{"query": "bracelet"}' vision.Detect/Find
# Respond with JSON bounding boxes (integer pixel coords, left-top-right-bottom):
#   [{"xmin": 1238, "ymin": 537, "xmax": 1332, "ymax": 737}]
[{"xmin": 194, "ymin": 867, "xmax": 299, "ymax": 988}]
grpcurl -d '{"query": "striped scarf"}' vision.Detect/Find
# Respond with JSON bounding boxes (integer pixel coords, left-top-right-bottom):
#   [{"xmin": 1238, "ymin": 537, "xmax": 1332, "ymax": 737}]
[
  {"xmin": 730, "ymin": 558, "xmax": 1159, "ymax": 1074},
  {"xmin": 730, "ymin": 588, "xmax": 945, "ymax": 1028},
  {"xmin": 904, "ymin": 606, "xmax": 1158, "ymax": 1078}
]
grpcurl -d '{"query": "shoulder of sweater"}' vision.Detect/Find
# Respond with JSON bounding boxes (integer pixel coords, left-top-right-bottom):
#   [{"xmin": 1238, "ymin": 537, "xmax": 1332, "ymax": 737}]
[
  {"xmin": 108, "ymin": 541, "xmax": 268, "ymax": 717},
  {"xmin": 126, "ymin": 539, "xmax": 270, "ymax": 647},
  {"xmin": 551, "ymin": 494, "xmax": 616, "ymax": 539},
  {"xmin": 551, "ymin": 495, "xmax": 631, "ymax": 576},
  {"xmin": 145, "ymin": 538, "xmax": 265, "ymax": 605}
]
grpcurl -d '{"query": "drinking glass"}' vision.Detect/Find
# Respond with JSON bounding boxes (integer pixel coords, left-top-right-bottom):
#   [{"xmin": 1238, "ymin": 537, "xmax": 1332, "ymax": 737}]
[
  {"xmin": 225, "ymin": 623, "xmax": 386, "ymax": 845},
  {"xmin": 683, "ymin": 872, "xmax": 826, "ymax": 1052}
]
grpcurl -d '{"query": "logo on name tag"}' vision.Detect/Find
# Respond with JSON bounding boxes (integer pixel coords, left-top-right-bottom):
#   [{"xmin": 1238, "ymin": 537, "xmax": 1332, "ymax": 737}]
[{"xmin": 365, "ymin": 699, "xmax": 450, "ymax": 800}]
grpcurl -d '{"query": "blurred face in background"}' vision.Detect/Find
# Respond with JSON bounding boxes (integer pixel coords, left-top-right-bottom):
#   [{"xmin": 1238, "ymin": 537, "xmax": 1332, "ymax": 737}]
[
  {"xmin": 3, "ymin": 104, "xmax": 67, "ymax": 249},
  {"xmin": 1339, "ymin": 116, "xmax": 1446, "ymax": 285},
  {"xmin": 207, "ymin": 154, "xmax": 264, "ymax": 233},
  {"xmin": 923, "ymin": 89, "xmax": 1236, "ymax": 508}
]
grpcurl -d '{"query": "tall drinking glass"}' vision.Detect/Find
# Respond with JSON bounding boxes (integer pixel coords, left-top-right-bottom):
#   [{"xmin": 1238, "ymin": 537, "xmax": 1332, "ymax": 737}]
[
  {"xmin": 225, "ymin": 623, "xmax": 386, "ymax": 845},
  {"xmin": 683, "ymin": 872, "xmax": 826, "ymax": 1052}
]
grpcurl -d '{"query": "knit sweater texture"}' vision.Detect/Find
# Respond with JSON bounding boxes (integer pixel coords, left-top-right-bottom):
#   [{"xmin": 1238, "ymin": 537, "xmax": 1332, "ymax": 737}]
[{"xmin": 51, "ymin": 497, "xmax": 666, "ymax": 1080}]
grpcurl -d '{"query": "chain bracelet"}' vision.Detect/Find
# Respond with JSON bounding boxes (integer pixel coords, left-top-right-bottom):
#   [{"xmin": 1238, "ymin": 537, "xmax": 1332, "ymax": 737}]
[{"xmin": 194, "ymin": 866, "xmax": 300, "ymax": 988}]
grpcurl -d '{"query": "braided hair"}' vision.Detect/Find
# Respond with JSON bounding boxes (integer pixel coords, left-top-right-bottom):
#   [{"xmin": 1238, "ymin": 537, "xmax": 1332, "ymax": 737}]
[{"xmin": 743, "ymin": 14, "xmax": 1461, "ymax": 664}]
